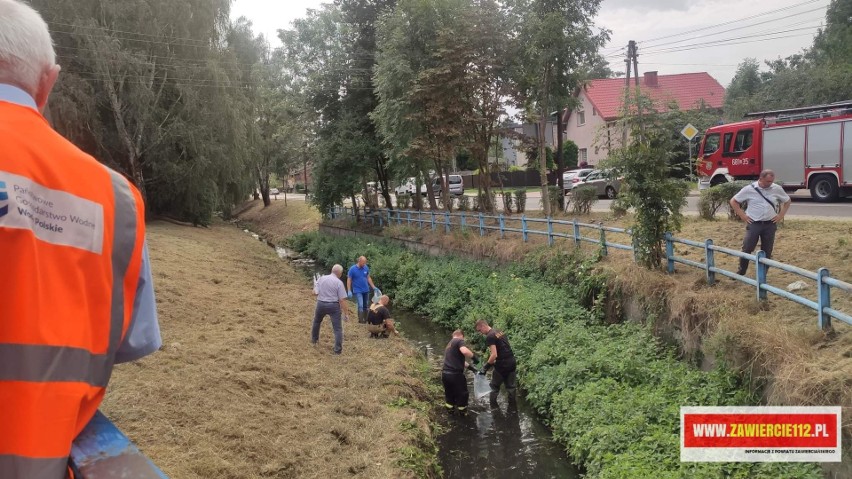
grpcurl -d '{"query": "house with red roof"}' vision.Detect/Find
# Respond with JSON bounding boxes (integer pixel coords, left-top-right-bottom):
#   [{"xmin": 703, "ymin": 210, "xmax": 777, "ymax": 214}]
[{"xmin": 563, "ymin": 71, "xmax": 725, "ymax": 166}]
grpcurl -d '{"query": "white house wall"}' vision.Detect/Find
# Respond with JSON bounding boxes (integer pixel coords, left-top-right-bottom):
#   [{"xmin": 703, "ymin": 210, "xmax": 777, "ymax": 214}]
[{"xmin": 564, "ymin": 91, "xmax": 612, "ymax": 166}]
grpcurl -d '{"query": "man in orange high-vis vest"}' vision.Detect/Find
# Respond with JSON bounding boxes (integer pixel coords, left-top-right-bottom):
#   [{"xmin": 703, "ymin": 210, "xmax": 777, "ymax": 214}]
[{"xmin": 0, "ymin": 1, "xmax": 162, "ymax": 477}]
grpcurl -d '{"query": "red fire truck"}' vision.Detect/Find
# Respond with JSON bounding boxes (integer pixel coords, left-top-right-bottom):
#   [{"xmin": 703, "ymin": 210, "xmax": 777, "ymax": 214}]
[{"xmin": 697, "ymin": 101, "xmax": 852, "ymax": 202}]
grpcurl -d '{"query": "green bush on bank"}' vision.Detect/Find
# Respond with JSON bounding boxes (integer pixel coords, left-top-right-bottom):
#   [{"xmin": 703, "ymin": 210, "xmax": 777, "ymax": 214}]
[{"xmin": 288, "ymin": 232, "xmax": 821, "ymax": 479}]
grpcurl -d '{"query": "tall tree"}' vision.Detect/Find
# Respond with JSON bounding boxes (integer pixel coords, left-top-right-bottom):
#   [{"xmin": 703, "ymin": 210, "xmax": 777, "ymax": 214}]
[{"xmin": 508, "ymin": 0, "xmax": 608, "ymax": 215}]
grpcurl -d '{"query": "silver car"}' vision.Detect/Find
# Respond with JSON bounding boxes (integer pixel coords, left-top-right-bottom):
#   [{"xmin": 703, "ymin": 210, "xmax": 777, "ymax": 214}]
[
  {"xmin": 432, "ymin": 174, "xmax": 464, "ymax": 197},
  {"xmin": 562, "ymin": 168, "xmax": 595, "ymax": 193},
  {"xmin": 575, "ymin": 169, "xmax": 622, "ymax": 199}
]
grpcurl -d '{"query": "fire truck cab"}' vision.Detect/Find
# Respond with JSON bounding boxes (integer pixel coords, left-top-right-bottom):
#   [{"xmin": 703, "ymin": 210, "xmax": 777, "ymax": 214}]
[{"xmin": 698, "ymin": 101, "xmax": 852, "ymax": 202}]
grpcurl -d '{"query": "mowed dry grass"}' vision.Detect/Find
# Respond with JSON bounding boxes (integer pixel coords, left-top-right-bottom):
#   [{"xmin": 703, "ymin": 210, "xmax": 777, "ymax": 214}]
[
  {"xmin": 100, "ymin": 221, "xmax": 434, "ymax": 479},
  {"xmin": 237, "ymin": 200, "xmax": 320, "ymax": 242}
]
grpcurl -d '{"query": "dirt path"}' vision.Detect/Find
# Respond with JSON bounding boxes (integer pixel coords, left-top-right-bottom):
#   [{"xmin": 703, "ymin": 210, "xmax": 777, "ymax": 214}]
[{"xmin": 100, "ymin": 221, "xmax": 436, "ymax": 479}]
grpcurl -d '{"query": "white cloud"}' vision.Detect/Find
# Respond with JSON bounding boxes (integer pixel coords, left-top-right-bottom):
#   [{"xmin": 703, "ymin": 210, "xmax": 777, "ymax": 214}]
[{"xmin": 230, "ymin": 0, "xmax": 329, "ymax": 46}]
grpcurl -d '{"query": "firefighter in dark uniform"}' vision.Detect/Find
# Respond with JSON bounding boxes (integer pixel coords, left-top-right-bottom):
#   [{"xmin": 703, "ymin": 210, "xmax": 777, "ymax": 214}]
[
  {"xmin": 441, "ymin": 329, "xmax": 477, "ymax": 415},
  {"xmin": 475, "ymin": 319, "xmax": 517, "ymax": 404}
]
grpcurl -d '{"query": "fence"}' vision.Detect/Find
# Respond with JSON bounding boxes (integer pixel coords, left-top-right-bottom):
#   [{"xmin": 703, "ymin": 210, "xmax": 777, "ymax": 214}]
[
  {"xmin": 71, "ymin": 411, "xmax": 168, "ymax": 477},
  {"xmin": 329, "ymin": 206, "xmax": 852, "ymax": 331}
]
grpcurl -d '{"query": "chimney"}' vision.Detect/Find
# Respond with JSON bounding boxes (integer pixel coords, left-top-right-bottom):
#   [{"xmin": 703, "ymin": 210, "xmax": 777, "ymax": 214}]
[{"xmin": 644, "ymin": 71, "xmax": 658, "ymax": 87}]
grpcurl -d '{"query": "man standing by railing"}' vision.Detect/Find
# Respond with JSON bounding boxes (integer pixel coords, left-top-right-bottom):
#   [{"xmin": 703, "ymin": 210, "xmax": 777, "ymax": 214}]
[{"xmin": 729, "ymin": 169, "xmax": 792, "ymax": 276}]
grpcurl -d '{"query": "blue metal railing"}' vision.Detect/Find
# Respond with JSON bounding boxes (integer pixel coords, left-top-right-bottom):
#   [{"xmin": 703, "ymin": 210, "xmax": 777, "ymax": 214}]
[
  {"xmin": 70, "ymin": 411, "xmax": 167, "ymax": 478},
  {"xmin": 328, "ymin": 206, "xmax": 852, "ymax": 330}
]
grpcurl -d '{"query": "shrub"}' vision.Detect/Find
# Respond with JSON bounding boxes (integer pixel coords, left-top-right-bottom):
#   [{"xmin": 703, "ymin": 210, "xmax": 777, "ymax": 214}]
[
  {"xmin": 570, "ymin": 186, "xmax": 598, "ymax": 215},
  {"xmin": 457, "ymin": 194, "xmax": 470, "ymax": 211},
  {"xmin": 698, "ymin": 181, "xmax": 750, "ymax": 220},
  {"xmin": 501, "ymin": 190, "xmax": 513, "ymax": 214},
  {"xmin": 546, "ymin": 185, "xmax": 563, "ymax": 213},
  {"xmin": 513, "ymin": 189, "xmax": 527, "ymax": 213},
  {"xmin": 397, "ymin": 193, "xmax": 412, "ymax": 210}
]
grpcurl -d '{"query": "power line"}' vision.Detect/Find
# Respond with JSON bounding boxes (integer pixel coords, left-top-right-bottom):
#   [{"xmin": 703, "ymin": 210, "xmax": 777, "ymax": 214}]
[
  {"xmin": 640, "ymin": 24, "xmax": 823, "ymax": 56},
  {"xmin": 641, "ymin": 9, "xmax": 826, "ymax": 49},
  {"xmin": 639, "ymin": 0, "xmax": 826, "ymax": 44},
  {"xmin": 640, "ymin": 32, "xmax": 820, "ymax": 57},
  {"xmin": 46, "ymin": 20, "xmax": 212, "ymax": 45}
]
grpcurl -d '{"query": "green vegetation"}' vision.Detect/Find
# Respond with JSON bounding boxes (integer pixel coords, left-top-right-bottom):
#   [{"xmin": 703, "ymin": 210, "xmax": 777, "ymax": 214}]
[
  {"xmin": 289, "ymin": 233, "xmax": 822, "ymax": 479},
  {"xmin": 698, "ymin": 181, "xmax": 751, "ymax": 220}
]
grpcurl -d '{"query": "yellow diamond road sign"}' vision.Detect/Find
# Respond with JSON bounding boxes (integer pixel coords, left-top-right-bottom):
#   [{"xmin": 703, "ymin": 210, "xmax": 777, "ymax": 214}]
[{"xmin": 681, "ymin": 123, "xmax": 698, "ymax": 140}]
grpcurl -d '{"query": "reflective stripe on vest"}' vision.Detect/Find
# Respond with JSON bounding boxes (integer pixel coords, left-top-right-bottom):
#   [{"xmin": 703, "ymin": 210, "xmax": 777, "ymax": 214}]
[{"xmin": 0, "ymin": 168, "xmax": 139, "ymax": 479}]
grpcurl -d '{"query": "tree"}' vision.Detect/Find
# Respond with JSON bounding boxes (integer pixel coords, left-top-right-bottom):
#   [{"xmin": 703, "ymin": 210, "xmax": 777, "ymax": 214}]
[
  {"xmin": 723, "ymin": 59, "xmax": 763, "ymax": 120},
  {"xmin": 38, "ymin": 0, "xmax": 259, "ymax": 224},
  {"xmin": 508, "ymin": 0, "xmax": 609, "ymax": 216},
  {"xmin": 606, "ymin": 95, "xmax": 690, "ymax": 269}
]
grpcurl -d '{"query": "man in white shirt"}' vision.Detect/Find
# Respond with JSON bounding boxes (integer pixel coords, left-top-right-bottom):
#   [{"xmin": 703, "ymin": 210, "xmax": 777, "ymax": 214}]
[
  {"xmin": 729, "ymin": 170, "xmax": 792, "ymax": 276},
  {"xmin": 312, "ymin": 264, "xmax": 350, "ymax": 354}
]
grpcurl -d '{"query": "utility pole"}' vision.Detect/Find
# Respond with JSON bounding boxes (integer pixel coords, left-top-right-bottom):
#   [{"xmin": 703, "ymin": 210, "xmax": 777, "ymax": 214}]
[{"xmin": 622, "ymin": 41, "xmax": 633, "ymax": 148}]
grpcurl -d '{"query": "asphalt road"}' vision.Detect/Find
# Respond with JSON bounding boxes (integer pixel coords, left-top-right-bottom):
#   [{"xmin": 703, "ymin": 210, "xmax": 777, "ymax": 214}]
[
  {"xmin": 517, "ymin": 191, "xmax": 852, "ymax": 219},
  {"xmin": 276, "ymin": 191, "xmax": 852, "ymax": 220}
]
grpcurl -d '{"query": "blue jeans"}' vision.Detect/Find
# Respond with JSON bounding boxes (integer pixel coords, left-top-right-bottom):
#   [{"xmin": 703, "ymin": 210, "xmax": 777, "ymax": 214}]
[
  {"xmin": 312, "ymin": 301, "xmax": 343, "ymax": 354},
  {"xmin": 355, "ymin": 291, "xmax": 371, "ymax": 312}
]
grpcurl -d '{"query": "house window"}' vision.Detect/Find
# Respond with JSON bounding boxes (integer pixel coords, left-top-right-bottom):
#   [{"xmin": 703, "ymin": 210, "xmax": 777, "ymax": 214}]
[
  {"xmin": 577, "ymin": 107, "xmax": 586, "ymax": 126},
  {"xmin": 579, "ymin": 148, "xmax": 588, "ymax": 164}
]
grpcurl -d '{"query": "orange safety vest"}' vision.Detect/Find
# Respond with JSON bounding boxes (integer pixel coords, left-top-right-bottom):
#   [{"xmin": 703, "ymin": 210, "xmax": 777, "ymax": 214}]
[{"xmin": 0, "ymin": 101, "xmax": 146, "ymax": 478}]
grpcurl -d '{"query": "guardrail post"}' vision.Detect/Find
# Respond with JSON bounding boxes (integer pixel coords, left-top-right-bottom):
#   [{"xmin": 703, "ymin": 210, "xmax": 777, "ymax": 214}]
[
  {"xmin": 755, "ymin": 250, "xmax": 767, "ymax": 301},
  {"xmin": 817, "ymin": 267, "xmax": 831, "ymax": 330},
  {"xmin": 430, "ymin": 211, "xmax": 436, "ymax": 231},
  {"xmin": 387, "ymin": 209, "xmax": 391, "ymax": 225},
  {"xmin": 499, "ymin": 214, "xmax": 505, "ymax": 239},
  {"xmin": 521, "ymin": 215, "xmax": 528, "ymax": 242},
  {"xmin": 547, "ymin": 216, "xmax": 554, "ymax": 246},
  {"xmin": 444, "ymin": 211, "xmax": 451, "ymax": 233},
  {"xmin": 478, "ymin": 213, "xmax": 485, "ymax": 237},
  {"xmin": 378, "ymin": 212, "xmax": 383, "ymax": 228},
  {"xmin": 460, "ymin": 211, "xmax": 466, "ymax": 231},
  {"xmin": 406, "ymin": 211, "xmax": 411, "ymax": 225},
  {"xmin": 705, "ymin": 239, "xmax": 716, "ymax": 285},
  {"xmin": 599, "ymin": 224, "xmax": 607, "ymax": 256},
  {"xmin": 631, "ymin": 230, "xmax": 639, "ymax": 263},
  {"xmin": 418, "ymin": 210, "xmax": 423, "ymax": 229},
  {"xmin": 665, "ymin": 232, "xmax": 675, "ymax": 273},
  {"xmin": 572, "ymin": 219, "xmax": 580, "ymax": 247}
]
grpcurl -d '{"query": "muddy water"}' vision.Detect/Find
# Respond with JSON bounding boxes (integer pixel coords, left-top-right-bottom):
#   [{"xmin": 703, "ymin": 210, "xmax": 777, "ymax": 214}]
[
  {"xmin": 275, "ymin": 245, "xmax": 578, "ymax": 479},
  {"xmin": 393, "ymin": 309, "xmax": 579, "ymax": 479}
]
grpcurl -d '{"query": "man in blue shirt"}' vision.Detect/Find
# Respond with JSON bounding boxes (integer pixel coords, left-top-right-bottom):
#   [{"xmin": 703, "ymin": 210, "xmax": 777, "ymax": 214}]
[{"xmin": 347, "ymin": 255, "xmax": 378, "ymax": 323}]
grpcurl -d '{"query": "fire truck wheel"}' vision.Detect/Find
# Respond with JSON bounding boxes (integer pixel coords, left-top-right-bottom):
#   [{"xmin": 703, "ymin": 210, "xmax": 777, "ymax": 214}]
[{"xmin": 809, "ymin": 175, "xmax": 839, "ymax": 203}]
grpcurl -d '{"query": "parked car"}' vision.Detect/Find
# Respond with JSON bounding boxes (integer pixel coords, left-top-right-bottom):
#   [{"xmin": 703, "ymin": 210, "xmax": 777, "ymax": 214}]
[
  {"xmin": 432, "ymin": 174, "xmax": 464, "ymax": 197},
  {"xmin": 562, "ymin": 168, "xmax": 595, "ymax": 194},
  {"xmin": 269, "ymin": 187, "xmax": 280, "ymax": 195},
  {"xmin": 574, "ymin": 169, "xmax": 622, "ymax": 199},
  {"xmin": 394, "ymin": 177, "xmax": 427, "ymax": 196}
]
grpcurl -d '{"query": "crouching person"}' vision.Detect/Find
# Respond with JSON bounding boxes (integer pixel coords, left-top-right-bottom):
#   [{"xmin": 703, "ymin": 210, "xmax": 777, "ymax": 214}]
[
  {"xmin": 441, "ymin": 329, "xmax": 477, "ymax": 416},
  {"xmin": 367, "ymin": 295, "xmax": 398, "ymax": 338}
]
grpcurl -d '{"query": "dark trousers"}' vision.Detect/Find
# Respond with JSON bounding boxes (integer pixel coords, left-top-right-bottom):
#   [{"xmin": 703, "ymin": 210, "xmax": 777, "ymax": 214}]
[
  {"xmin": 738, "ymin": 221, "xmax": 777, "ymax": 275},
  {"xmin": 442, "ymin": 371, "xmax": 469, "ymax": 410},
  {"xmin": 312, "ymin": 301, "xmax": 343, "ymax": 354},
  {"xmin": 490, "ymin": 367, "xmax": 517, "ymax": 403}
]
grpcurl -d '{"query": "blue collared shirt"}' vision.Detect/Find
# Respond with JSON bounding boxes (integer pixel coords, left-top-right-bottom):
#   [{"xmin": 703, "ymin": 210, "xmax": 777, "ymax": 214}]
[{"xmin": 0, "ymin": 83, "xmax": 162, "ymax": 362}]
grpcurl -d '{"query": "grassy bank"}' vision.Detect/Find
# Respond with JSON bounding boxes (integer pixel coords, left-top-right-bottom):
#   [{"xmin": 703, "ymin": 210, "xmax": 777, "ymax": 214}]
[
  {"xmin": 102, "ymin": 220, "xmax": 439, "ymax": 478},
  {"xmin": 289, "ymin": 232, "xmax": 822, "ymax": 479}
]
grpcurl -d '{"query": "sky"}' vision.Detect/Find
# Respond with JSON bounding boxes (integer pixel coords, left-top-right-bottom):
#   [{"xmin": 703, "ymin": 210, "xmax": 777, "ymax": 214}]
[{"xmin": 230, "ymin": 0, "xmax": 830, "ymax": 87}]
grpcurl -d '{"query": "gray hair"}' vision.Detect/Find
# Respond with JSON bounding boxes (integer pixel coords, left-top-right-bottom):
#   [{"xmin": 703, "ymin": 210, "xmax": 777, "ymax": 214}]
[
  {"xmin": 331, "ymin": 264, "xmax": 343, "ymax": 275},
  {"xmin": 0, "ymin": 0, "xmax": 56, "ymax": 92},
  {"xmin": 759, "ymin": 169, "xmax": 775, "ymax": 179}
]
